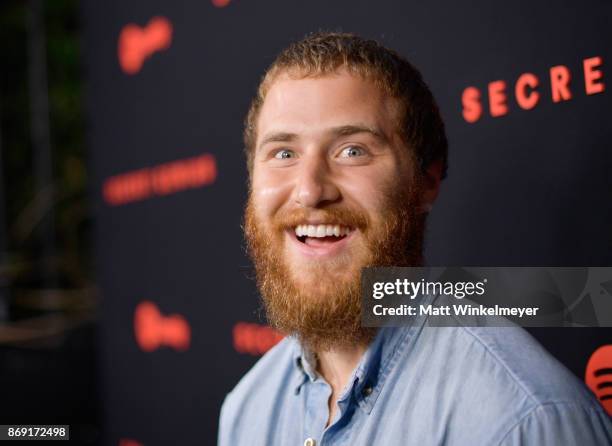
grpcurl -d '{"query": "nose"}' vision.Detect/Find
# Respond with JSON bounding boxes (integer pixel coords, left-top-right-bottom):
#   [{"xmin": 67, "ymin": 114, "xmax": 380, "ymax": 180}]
[{"xmin": 293, "ymin": 154, "xmax": 340, "ymax": 208}]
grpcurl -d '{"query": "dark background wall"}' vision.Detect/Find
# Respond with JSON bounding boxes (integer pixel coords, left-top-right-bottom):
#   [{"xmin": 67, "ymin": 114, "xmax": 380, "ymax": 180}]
[{"xmin": 81, "ymin": 1, "xmax": 611, "ymax": 445}]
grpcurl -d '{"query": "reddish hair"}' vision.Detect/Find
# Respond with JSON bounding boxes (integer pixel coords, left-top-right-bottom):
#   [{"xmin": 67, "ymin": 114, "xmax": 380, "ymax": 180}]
[{"xmin": 244, "ymin": 31, "xmax": 448, "ymax": 181}]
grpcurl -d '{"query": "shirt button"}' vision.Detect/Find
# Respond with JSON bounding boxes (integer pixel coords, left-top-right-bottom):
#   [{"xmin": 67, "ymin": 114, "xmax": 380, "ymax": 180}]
[
  {"xmin": 304, "ymin": 438, "xmax": 316, "ymax": 446},
  {"xmin": 362, "ymin": 386, "xmax": 373, "ymax": 396}
]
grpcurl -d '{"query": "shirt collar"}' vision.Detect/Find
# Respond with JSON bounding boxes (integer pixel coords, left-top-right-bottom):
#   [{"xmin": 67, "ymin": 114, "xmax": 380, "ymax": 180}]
[{"xmin": 291, "ymin": 291, "xmax": 434, "ymax": 413}]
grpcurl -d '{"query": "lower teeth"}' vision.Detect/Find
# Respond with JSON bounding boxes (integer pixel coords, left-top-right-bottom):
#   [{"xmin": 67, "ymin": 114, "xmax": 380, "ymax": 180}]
[{"xmin": 298, "ymin": 235, "xmax": 346, "ymax": 243}]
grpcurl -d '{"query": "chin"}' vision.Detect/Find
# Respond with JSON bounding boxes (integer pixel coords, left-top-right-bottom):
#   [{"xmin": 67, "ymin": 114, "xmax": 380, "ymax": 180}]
[{"xmin": 287, "ymin": 257, "xmax": 362, "ymax": 289}]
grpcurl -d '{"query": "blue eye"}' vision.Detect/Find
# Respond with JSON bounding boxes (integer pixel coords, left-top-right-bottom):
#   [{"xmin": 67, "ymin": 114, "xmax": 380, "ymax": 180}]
[
  {"xmin": 274, "ymin": 149, "xmax": 295, "ymax": 159},
  {"xmin": 341, "ymin": 146, "xmax": 365, "ymax": 157}
]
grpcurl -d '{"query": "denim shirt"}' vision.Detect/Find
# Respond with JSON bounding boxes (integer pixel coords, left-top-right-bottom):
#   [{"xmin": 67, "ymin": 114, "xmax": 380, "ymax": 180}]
[{"xmin": 218, "ymin": 296, "xmax": 612, "ymax": 445}]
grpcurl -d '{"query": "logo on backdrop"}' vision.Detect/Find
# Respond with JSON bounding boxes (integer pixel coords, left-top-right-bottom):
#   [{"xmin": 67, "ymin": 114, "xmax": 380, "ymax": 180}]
[
  {"xmin": 118, "ymin": 16, "xmax": 173, "ymax": 75},
  {"xmin": 134, "ymin": 301, "xmax": 191, "ymax": 352},
  {"xmin": 103, "ymin": 153, "xmax": 217, "ymax": 206},
  {"xmin": 461, "ymin": 56, "xmax": 605, "ymax": 123},
  {"xmin": 585, "ymin": 344, "xmax": 612, "ymax": 416},
  {"xmin": 233, "ymin": 322, "xmax": 284, "ymax": 355},
  {"xmin": 119, "ymin": 440, "xmax": 143, "ymax": 446}
]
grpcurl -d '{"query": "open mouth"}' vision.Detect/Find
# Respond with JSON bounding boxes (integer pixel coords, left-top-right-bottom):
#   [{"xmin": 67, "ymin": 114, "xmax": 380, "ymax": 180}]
[{"xmin": 288, "ymin": 224, "xmax": 355, "ymax": 256}]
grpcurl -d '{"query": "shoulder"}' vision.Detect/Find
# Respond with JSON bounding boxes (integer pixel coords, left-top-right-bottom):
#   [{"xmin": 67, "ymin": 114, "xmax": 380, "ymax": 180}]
[
  {"xmin": 218, "ymin": 335, "xmax": 298, "ymax": 443},
  {"xmin": 420, "ymin": 294, "xmax": 602, "ymax": 410},
  {"xmin": 437, "ymin": 324, "xmax": 612, "ymax": 443},
  {"xmin": 454, "ymin": 324, "xmax": 597, "ymax": 408},
  {"xmin": 231, "ymin": 335, "xmax": 296, "ymax": 389},
  {"xmin": 497, "ymin": 400, "xmax": 612, "ymax": 445},
  {"xmin": 400, "ymin": 318, "xmax": 611, "ymax": 443}
]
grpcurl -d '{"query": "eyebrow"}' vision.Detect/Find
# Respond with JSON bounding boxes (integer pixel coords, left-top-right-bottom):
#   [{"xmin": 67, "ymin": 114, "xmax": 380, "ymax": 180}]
[{"xmin": 257, "ymin": 124, "xmax": 390, "ymax": 152}]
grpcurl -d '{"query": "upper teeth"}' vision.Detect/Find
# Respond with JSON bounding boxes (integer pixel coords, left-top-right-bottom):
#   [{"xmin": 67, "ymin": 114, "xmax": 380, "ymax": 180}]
[{"xmin": 294, "ymin": 224, "xmax": 351, "ymax": 237}]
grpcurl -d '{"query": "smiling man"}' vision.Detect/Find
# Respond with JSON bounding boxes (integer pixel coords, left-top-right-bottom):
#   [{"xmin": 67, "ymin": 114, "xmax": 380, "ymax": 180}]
[{"xmin": 218, "ymin": 32, "xmax": 612, "ymax": 445}]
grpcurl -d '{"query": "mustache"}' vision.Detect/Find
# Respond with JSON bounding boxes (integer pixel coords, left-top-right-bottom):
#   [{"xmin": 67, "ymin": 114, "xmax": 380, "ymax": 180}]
[{"xmin": 270, "ymin": 206, "xmax": 370, "ymax": 232}]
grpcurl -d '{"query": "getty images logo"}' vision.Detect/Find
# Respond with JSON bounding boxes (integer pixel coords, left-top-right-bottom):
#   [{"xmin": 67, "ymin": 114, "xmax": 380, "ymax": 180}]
[{"xmin": 585, "ymin": 345, "xmax": 612, "ymax": 416}]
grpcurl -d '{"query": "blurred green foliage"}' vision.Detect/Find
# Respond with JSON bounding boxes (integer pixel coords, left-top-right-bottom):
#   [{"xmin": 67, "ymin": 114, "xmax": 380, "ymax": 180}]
[{"xmin": 0, "ymin": 0, "xmax": 91, "ymax": 307}]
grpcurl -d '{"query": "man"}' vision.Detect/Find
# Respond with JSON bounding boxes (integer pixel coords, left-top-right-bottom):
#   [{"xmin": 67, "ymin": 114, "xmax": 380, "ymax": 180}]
[{"xmin": 218, "ymin": 32, "xmax": 612, "ymax": 445}]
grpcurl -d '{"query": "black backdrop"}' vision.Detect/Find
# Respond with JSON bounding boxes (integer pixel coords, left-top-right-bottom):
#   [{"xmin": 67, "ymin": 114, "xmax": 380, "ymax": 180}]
[{"xmin": 81, "ymin": 1, "xmax": 611, "ymax": 444}]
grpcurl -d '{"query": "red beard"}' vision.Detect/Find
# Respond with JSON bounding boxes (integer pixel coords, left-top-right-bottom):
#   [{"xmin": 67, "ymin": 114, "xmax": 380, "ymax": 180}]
[{"xmin": 243, "ymin": 176, "xmax": 425, "ymax": 352}]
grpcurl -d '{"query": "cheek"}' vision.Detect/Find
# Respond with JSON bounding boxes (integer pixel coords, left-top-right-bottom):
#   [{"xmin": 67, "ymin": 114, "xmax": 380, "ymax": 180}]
[
  {"xmin": 339, "ymin": 168, "xmax": 401, "ymax": 214},
  {"xmin": 251, "ymin": 171, "xmax": 294, "ymax": 219}
]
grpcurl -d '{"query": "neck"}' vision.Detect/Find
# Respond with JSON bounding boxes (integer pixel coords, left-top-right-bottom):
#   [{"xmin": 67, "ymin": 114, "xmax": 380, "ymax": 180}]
[{"xmin": 315, "ymin": 342, "xmax": 369, "ymax": 393}]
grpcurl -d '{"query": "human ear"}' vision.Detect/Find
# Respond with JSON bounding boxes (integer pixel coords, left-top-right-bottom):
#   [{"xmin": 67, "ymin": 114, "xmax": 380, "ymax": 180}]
[{"xmin": 417, "ymin": 159, "xmax": 444, "ymax": 214}]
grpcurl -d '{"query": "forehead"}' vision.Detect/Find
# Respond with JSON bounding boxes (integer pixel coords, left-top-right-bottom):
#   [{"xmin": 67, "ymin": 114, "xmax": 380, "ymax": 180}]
[{"xmin": 256, "ymin": 70, "xmax": 401, "ymax": 145}]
